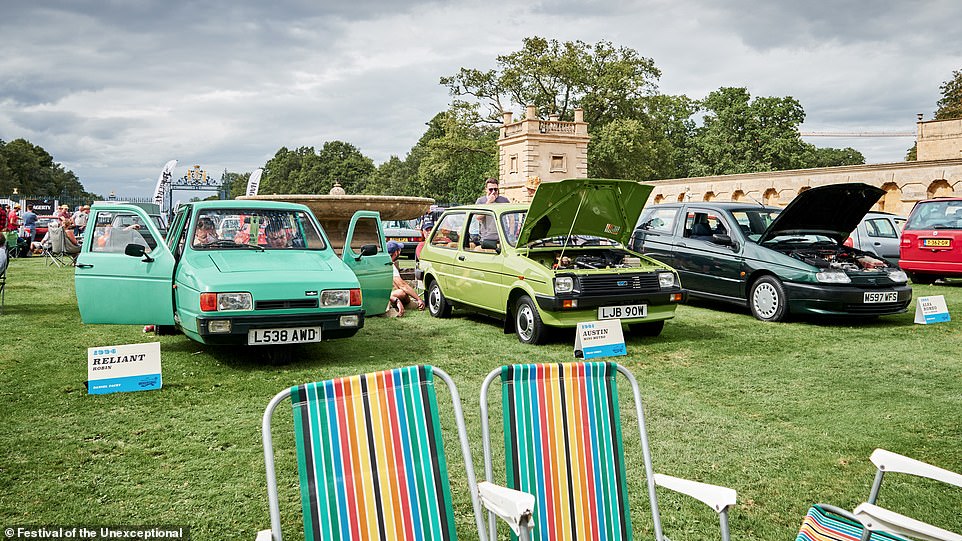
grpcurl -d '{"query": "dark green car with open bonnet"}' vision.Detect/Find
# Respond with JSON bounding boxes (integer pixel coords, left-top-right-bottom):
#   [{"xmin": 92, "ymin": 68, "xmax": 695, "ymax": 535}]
[{"xmin": 417, "ymin": 178, "xmax": 686, "ymax": 344}]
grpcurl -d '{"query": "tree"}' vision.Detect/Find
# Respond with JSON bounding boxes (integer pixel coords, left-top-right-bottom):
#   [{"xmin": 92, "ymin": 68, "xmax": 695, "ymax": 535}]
[
  {"xmin": 806, "ymin": 146, "xmax": 865, "ymax": 168},
  {"xmin": 442, "ymin": 36, "xmax": 661, "ymax": 126},
  {"xmin": 415, "ymin": 104, "xmax": 498, "ymax": 204},
  {"xmin": 260, "ymin": 142, "xmax": 374, "ymax": 195},
  {"xmin": 935, "ymin": 69, "xmax": 962, "ymax": 120},
  {"xmin": 0, "ymin": 138, "xmax": 91, "ymax": 197}
]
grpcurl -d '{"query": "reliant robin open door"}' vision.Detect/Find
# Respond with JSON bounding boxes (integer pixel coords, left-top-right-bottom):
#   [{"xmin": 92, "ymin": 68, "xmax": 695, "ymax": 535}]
[
  {"xmin": 75, "ymin": 204, "xmax": 175, "ymax": 325},
  {"xmin": 341, "ymin": 210, "xmax": 393, "ymax": 316}
]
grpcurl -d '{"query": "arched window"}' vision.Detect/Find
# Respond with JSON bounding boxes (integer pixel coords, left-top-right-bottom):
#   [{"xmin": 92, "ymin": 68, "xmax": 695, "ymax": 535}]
[
  {"xmin": 879, "ymin": 182, "xmax": 902, "ymax": 214},
  {"xmin": 763, "ymin": 188, "xmax": 779, "ymax": 206},
  {"xmin": 927, "ymin": 179, "xmax": 953, "ymax": 198}
]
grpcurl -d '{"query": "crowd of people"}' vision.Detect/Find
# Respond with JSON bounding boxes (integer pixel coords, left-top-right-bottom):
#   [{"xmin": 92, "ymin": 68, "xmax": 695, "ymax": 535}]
[{"xmin": 3, "ymin": 203, "xmax": 90, "ymax": 258}]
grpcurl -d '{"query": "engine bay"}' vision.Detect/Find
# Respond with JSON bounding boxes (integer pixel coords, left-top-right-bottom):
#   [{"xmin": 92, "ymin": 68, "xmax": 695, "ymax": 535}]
[
  {"xmin": 778, "ymin": 244, "xmax": 892, "ymax": 272},
  {"xmin": 530, "ymin": 248, "xmax": 644, "ymax": 270}
]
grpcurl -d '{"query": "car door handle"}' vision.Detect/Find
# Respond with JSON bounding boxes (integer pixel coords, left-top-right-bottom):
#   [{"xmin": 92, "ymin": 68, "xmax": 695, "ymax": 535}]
[
  {"xmin": 457, "ymin": 255, "xmax": 465, "ymax": 261},
  {"xmin": 76, "ymin": 263, "xmax": 93, "ymax": 268},
  {"xmin": 874, "ymin": 242, "xmax": 881, "ymax": 246},
  {"xmin": 677, "ymin": 242, "xmax": 687, "ymax": 248}
]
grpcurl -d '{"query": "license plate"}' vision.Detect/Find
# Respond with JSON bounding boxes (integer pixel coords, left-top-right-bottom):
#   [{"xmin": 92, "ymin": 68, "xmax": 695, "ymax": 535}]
[
  {"xmin": 598, "ymin": 304, "xmax": 647, "ymax": 320},
  {"xmin": 863, "ymin": 292, "xmax": 898, "ymax": 304},
  {"xmin": 922, "ymin": 238, "xmax": 951, "ymax": 247},
  {"xmin": 248, "ymin": 326, "xmax": 321, "ymax": 345}
]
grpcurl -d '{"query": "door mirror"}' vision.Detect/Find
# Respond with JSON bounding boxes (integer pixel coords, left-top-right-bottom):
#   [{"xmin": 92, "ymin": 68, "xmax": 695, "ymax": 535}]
[
  {"xmin": 712, "ymin": 234, "xmax": 738, "ymax": 250},
  {"xmin": 480, "ymin": 239, "xmax": 501, "ymax": 253},
  {"xmin": 124, "ymin": 243, "xmax": 154, "ymax": 262},
  {"xmin": 355, "ymin": 243, "xmax": 378, "ymax": 261}
]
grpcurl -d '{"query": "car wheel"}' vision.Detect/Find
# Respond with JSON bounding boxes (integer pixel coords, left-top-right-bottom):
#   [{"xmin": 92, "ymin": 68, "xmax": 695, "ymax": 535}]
[
  {"xmin": 906, "ymin": 271, "xmax": 938, "ymax": 285},
  {"xmin": 627, "ymin": 320, "xmax": 664, "ymax": 337},
  {"xmin": 514, "ymin": 295, "xmax": 546, "ymax": 345},
  {"xmin": 153, "ymin": 325, "xmax": 178, "ymax": 336},
  {"xmin": 749, "ymin": 276, "xmax": 788, "ymax": 322},
  {"xmin": 427, "ymin": 280, "xmax": 452, "ymax": 318}
]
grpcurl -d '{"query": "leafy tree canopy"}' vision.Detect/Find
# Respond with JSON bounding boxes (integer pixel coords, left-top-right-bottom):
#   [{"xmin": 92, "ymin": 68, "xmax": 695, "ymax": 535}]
[
  {"xmin": 935, "ymin": 69, "xmax": 962, "ymax": 120},
  {"xmin": 260, "ymin": 141, "xmax": 374, "ymax": 195},
  {"xmin": 0, "ymin": 138, "xmax": 92, "ymax": 197}
]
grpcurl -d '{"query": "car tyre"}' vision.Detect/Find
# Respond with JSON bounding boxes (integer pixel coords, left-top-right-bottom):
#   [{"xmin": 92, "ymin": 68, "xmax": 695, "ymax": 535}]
[
  {"xmin": 749, "ymin": 276, "xmax": 788, "ymax": 322},
  {"xmin": 153, "ymin": 325, "xmax": 178, "ymax": 336},
  {"xmin": 427, "ymin": 280, "xmax": 452, "ymax": 318},
  {"xmin": 906, "ymin": 271, "xmax": 938, "ymax": 285},
  {"xmin": 514, "ymin": 295, "xmax": 547, "ymax": 345},
  {"xmin": 627, "ymin": 320, "xmax": 665, "ymax": 337}
]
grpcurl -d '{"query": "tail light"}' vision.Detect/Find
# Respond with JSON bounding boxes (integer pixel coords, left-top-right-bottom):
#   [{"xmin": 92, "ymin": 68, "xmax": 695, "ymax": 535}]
[
  {"xmin": 200, "ymin": 292, "xmax": 218, "ymax": 312},
  {"xmin": 350, "ymin": 288, "xmax": 362, "ymax": 306},
  {"xmin": 843, "ymin": 237, "xmax": 854, "ymax": 247}
]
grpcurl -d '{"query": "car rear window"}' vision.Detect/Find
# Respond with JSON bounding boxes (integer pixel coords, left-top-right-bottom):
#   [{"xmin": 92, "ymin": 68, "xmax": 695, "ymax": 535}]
[{"xmin": 906, "ymin": 200, "xmax": 962, "ymax": 230}]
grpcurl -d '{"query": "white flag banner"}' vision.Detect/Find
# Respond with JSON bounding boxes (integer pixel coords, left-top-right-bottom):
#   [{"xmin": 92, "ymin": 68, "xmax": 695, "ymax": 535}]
[
  {"xmin": 152, "ymin": 159, "xmax": 177, "ymax": 205},
  {"xmin": 246, "ymin": 169, "xmax": 263, "ymax": 197}
]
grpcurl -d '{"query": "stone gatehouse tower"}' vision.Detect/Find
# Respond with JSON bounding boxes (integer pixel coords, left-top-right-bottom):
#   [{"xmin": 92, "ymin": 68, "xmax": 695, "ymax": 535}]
[{"xmin": 497, "ymin": 105, "xmax": 589, "ymax": 202}]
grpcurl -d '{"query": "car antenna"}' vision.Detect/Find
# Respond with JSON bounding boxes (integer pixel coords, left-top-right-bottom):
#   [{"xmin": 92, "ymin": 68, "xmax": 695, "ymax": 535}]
[{"xmin": 746, "ymin": 192, "xmax": 765, "ymax": 207}]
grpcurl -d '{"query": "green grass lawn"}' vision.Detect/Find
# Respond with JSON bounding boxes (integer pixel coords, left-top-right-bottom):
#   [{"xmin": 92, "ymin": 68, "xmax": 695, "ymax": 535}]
[{"xmin": 1, "ymin": 257, "xmax": 960, "ymax": 540}]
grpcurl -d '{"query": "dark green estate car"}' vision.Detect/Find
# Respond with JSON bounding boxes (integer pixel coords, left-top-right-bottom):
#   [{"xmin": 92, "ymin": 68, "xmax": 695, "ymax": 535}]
[
  {"xmin": 418, "ymin": 178, "xmax": 686, "ymax": 344},
  {"xmin": 630, "ymin": 183, "xmax": 912, "ymax": 322}
]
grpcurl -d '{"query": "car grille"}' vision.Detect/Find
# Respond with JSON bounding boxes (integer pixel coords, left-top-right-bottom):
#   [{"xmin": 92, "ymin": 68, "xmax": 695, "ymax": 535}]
[
  {"xmin": 841, "ymin": 301, "xmax": 910, "ymax": 314},
  {"xmin": 255, "ymin": 299, "xmax": 319, "ymax": 310},
  {"xmin": 579, "ymin": 273, "xmax": 661, "ymax": 295}
]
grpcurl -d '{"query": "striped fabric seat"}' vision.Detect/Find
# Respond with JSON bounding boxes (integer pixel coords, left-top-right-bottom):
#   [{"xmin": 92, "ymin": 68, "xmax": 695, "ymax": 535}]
[
  {"xmin": 290, "ymin": 365, "xmax": 458, "ymax": 541},
  {"xmin": 500, "ymin": 362, "xmax": 633, "ymax": 541},
  {"xmin": 796, "ymin": 505, "xmax": 909, "ymax": 541}
]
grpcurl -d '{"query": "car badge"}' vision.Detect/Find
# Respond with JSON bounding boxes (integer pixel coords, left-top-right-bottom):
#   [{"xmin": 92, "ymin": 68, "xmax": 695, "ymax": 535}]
[
  {"xmin": 305, "ymin": 291, "xmax": 318, "ymax": 296},
  {"xmin": 932, "ymin": 231, "xmax": 939, "ymax": 236},
  {"xmin": 617, "ymin": 280, "xmax": 628, "ymax": 287}
]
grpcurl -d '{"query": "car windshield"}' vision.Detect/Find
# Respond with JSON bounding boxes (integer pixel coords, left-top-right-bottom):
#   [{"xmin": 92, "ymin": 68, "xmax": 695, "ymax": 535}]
[
  {"xmin": 906, "ymin": 200, "xmax": 962, "ymax": 230},
  {"xmin": 191, "ymin": 208, "xmax": 326, "ymax": 250},
  {"xmin": 731, "ymin": 209, "xmax": 781, "ymax": 241}
]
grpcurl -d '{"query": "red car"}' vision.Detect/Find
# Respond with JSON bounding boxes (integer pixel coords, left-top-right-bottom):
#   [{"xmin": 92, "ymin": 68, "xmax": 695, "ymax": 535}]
[
  {"xmin": 33, "ymin": 215, "xmax": 59, "ymax": 241},
  {"xmin": 899, "ymin": 197, "xmax": 962, "ymax": 284}
]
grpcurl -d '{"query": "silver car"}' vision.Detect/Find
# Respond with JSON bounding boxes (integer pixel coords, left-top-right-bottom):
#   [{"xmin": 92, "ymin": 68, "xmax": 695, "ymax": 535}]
[{"xmin": 844, "ymin": 211, "xmax": 906, "ymax": 264}]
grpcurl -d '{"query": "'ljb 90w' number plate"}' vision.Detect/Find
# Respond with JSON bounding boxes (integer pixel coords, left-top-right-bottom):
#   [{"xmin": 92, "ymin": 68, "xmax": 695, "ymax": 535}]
[
  {"xmin": 248, "ymin": 327, "xmax": 321, "ymax": 345},
  {"xmin": 598, "ymin": 304, "xmax": 647, "ymax": 320}
]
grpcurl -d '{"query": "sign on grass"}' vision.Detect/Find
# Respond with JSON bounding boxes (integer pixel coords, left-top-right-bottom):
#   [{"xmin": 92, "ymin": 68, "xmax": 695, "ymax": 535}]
[
  {"xmin": 914, "ymin": 295, "xmax": 950, "ymax": 324},
  {"xmin": 574, "ymin": 320, "xmax": 626, "ymax": 359},
  {"xmin": 87, "ymin": 342, "xmax": 162, "ymax": 395}
]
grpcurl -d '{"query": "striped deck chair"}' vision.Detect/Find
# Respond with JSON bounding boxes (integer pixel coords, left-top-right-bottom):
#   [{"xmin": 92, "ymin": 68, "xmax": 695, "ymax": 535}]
[
  {"xmin": 797, "ymin": 504, "xmax": 912, "ymax": 541},
  {"xmin": 479, "ymin": 362, "xmax": 736, "ymax": 541},
  {"xmin": 258, "ymin": 365, "xmax": 530, "ymax": 541}
]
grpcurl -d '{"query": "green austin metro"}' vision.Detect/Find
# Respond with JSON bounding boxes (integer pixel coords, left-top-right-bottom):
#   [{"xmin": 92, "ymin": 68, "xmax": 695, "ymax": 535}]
[
  {"xmin": 418, "ymin": 178, "xmax": 686, "ymax": 344},
  {"xmin": 74, "ymin": 201, "xmax": 393, "ymax": 349}
]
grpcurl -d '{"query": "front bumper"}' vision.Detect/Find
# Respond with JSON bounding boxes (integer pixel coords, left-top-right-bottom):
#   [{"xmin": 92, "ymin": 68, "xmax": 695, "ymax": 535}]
[
  {"xmin": 193, "ymin": 310, "xmax": 365, "ymax": 345},
  {"xmin": 783, "ymin": 281, "xmax": 912, "ymax": 316},
  {"xmin": 534, "ymin": 288, "xmax": 687, "ymax": 326}
]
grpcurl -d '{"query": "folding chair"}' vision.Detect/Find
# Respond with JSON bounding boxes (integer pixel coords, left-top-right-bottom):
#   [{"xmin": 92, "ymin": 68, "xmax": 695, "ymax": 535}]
[
  {"xmin": 258, "ymin": 365, "xmax": 530, "ymax": 541},
  {"xmin": 480, "ymin": 362, "xmax": 736, "ymax": 541},
  {"xmin": 0, "ymin": 246, "xmax": 7, "ymax": 315},
  {"xmin": 44, "ymin": 224, "xmax": 76, "ymax": 267}
]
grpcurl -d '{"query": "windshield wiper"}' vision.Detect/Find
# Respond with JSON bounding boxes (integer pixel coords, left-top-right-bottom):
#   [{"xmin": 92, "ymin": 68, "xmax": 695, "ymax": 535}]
[{"xmin": 203, "ymin": 239, "xmax": 265, "ymax": 251}]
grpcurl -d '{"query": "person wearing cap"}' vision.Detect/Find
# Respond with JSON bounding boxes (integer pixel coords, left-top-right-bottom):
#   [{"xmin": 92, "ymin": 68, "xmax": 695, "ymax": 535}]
[
  {"xmin": 72, "ymin": 205, "xmax": 89, "ymax": 236},
  {"xmin": 524, "ymin": 176, "xmax": 542, "ymax": 202},
  {"xmin": 386, "ymin": 240, "xmax": 424, "ymax": 316},
  {"xmin": 56, "ymin": 204, "xmax": 70, "ymax": 222}
]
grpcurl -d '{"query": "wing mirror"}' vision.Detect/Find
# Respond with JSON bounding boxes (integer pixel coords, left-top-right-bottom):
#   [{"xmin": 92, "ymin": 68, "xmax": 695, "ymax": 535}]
[
  {"xmin": 712, "ymin": 234, "xmax": 738, "ymax": 250},
  {"xmin": 355, "ymin": 244, "xmax": 378, "ymax": 261},
  {"xmin": 124, "ymin": 243, "xmax": 154, "ymax": 262},
  {"xmin": 481, "ymin": 239, "xmax": 501, "ymax": 254}
]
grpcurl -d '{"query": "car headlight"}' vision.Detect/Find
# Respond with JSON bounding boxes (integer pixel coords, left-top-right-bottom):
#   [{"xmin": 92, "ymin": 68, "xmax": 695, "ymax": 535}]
[
  {"xmin": 816, "ymin": 270, "xmax": 851, "ymax": 284},
  {"xmin": 888, "ymin": 270, "xmax": 908, "ymax": 283},
  {"xmin": 658, "ymin": 271, "xmax": 677, "ymax": 288},
  {"xmin": 321, "ymin": 289, "xmax": 351, "ymax": 307},
  {"xmin": 554, "ymin": 276, "xmax": 574, "ymax": 294},
  {"xmin": 200, "ymin": 292, "xmax": 253, "ymax": 312}
]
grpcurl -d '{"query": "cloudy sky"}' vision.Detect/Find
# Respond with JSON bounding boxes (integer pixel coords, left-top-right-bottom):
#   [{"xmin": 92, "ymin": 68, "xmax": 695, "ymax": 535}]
[{"xmin": 2, "ymin": 0, "xmax": 959, "ymax": 197}]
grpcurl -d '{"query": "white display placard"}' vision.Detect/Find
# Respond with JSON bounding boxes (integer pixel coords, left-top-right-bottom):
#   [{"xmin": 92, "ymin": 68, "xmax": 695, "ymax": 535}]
[
  {"xmin": 574, "ymin": 320, "xmax": 627, "ymax": 360},
  {"xmin": 914, "ymin": 295, "xmax": 950, "ymax": 324},
  {"xmin": 87, "ymin": 342, "xmax": 162, "ymax": 395}
]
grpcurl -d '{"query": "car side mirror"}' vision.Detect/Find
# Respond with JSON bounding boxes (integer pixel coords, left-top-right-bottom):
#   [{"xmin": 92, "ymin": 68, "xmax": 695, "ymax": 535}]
[
  {"xmin": 124, "ymin": 243, "xmax": 154, "ymax": 262},
  {"xmin": 355, "ymin": 243, "xmax": 378, "ymax": 261},
  {"xmin": 481, "ymin": 239, "xmax": 501, "ymax": 253},
  {"xmin": 712, "ymin": 234, "xmax": 739, "ymax": 250}
]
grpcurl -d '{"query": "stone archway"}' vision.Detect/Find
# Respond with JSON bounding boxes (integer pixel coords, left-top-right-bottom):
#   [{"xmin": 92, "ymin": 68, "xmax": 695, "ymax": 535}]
[
  {"xmin": 653, "ymin": 194, "xmax": 664, "ymax": 205},
  {"xmin": 928, "ymin": 179, "xmax": 954, "ymax": 198},
  {"xmin": 703, "ymin": 191, "xmax": 716, "ymax": 202},
  {"xmin": 731, "ymin": 190, "xmax": 745, "ymax": 202},
  {"xmin": 798, "ymin": 186, "xmax": 811, "ymax": 195},
  {"xmin": 763, "ymin": 188, "xmax": 780, "ymax": 206},
  {"xmin": 879, "ymin": 182, "xmax": 903, "ymax": 214}
]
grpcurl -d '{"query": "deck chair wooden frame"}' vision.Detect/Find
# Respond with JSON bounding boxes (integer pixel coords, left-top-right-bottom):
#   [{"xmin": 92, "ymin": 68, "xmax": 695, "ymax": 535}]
[
  {"xmin": 259, "ymin": 365, "xmax": 529, "ymax": 541},
  {"xmin": 480, "ymin": 362, "xmax": 736, "ymax": 541}
]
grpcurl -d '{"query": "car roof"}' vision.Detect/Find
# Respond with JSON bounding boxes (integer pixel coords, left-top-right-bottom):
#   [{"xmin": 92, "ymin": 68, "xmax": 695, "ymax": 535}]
[
  {"xmin": 648, "ymin": 202, "xmax": 780, "ymax": 211},
  {"xmin": 442, "ymin": 203, "xmax": 529, "ymax": 213},
  {"xmin": 189, "ymin": 200, "xmax": 312, "ymax": 210}
]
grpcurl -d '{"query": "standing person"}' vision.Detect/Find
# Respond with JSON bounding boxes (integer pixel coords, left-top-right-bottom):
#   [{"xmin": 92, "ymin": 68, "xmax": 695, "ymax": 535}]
[
  {"xmin": 0, "ymin": 204, "xmax": 7, "ymax": 232},
  {"xmin": 7, "ymin": 204, "xmax": 20, "ymax": 232},
  {"xmin": 524, "ymin": 176, "xmax": 541, "ymax": 201},
  {"xmin": 414, "ymin": 218, "xmax": 433, "ymax": 261},
  {"xmin": 475, "ymin": 177, "xmax": 509, "ymax": 244},
  {"xmin": 76, "ymin": 205, "xmax": 90, "ymax": 235},
  {"xmin": 21, "ymin": 205, "xmax": 38, "ymax": 244},
  {"xmin": 56, "ymin": 205, "xmax": 70, "ymax": 222}
]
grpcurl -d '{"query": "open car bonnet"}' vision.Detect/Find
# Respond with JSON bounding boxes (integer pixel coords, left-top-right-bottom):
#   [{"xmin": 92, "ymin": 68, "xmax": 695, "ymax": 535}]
[
  {"xmin": 757, "ymin": 183, "xmax": 885, "ymax": 243},
  {"xmin": 516, "ymin": 178, "xmax": 653, "ymax": 247}
]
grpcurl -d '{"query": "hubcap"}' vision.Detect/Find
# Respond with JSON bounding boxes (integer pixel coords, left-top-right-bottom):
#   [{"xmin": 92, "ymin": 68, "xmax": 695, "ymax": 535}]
[
  {"xmin": 753, "ymin": 283, "xmax": 779, "ymax": 319},
  {"xmin": 429, "ymin": 286, "xmax": 441, "ymax": 314},
  {"xmin": 517, "ymin": 304, "xmax": 534, "ymax": 341}
]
